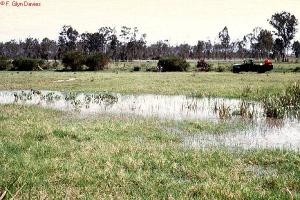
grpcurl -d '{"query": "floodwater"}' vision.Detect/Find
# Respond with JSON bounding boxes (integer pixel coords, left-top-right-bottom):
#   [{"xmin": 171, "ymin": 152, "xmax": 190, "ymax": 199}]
[
  {"xmin": 0, "ymin": 90, "xmax": 260, "ymax": 120},
  {"xmin": 183, "ymin": 120, "xmax": 300, "ymax": 151},
  {"xmin": 0, "ymin": 90, "xmax": 299, "ymax": 150}
]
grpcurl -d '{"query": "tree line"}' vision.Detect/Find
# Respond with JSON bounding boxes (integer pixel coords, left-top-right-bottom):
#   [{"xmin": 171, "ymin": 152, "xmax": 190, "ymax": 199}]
[{"xmin": 0, "ymin": 11, "xmax": 299, "ymax": 61}]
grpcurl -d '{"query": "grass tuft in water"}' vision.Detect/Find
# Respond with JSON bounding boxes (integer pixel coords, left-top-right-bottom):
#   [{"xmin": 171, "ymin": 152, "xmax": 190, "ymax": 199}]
[
  {"xmin": 215, "ymin": 103, "xmax": 231, "ymax": 120},
  {"xmin": 262, "ymin": 82, "xmax": 300, "ymax": 118}
]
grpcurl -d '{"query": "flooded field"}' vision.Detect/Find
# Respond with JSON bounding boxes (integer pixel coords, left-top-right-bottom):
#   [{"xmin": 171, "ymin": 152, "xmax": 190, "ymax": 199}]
[
  {"xmin": 0, "ymin": 90, "xmax": 299, "ymax": 150},
  {"xmin": 183, "ymin": 119, "xmax": 300, "ymax": 151},
  {"xmin": 0, "ymin": 90, "xmax": 260, "ymax": 120}
]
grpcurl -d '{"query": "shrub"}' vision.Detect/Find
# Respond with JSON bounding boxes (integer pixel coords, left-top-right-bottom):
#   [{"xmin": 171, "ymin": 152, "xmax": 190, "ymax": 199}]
[
  {"xmin": 133, "ymin": 66, "xmax": 141, "ymax": 71},
  {"xmin": 0, "ymin": 56, "xmax": 12, "ymax": 70},
  {"xmin": 12, "ymin": 58, "xmax": 45, "ymax": 71},
  {"xmin": 196, "ymin": 59, "xmax": 211, "ymax": 72},
  {"xmin": 62, "ymin": 51, "xmax": 86, "ymax": 71},
  {"xmin": 86, "ymin": 53, "xmax": 109, "ymax": 71},
  {"xmin": 293, "ymin": 66, "xmax": 300, "ymax": 72},
  {"xmin": 157, "ymin": 56, "xmax": 190, "ymax": 72}
]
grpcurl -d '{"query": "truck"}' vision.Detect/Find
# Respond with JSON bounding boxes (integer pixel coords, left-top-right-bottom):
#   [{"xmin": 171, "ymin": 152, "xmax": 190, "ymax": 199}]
[{"xmin": 232, "ymin": 59, "xmax": 273, "ymax": 73}]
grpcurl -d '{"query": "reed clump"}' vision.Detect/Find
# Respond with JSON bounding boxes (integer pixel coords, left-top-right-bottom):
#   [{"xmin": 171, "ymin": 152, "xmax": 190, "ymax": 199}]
[{"xmin": 262, "ymin": 82, "xmax": 300, "ymax": 118}]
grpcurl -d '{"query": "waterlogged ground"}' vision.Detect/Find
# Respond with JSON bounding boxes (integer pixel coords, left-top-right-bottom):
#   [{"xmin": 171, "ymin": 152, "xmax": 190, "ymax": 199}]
[
  {"xmin": 1, "ymin": 103, "xmax": 300, "ymax": 198},
  {"xmin": 0, "ymin": 90, "xmax": 255, "ymax": 120},
  {"xmin": 1, "ymin": 72, "xmax": 299, "ymax": 99},
  {"xmin": 0, "ymin": 73, "xmax": 300, "ymax": 199},
  {"xmin": 183, "ymin": 120, "xmax": 300, "ymax": 150},
  {"xmin": 1, "ymin": 90, "xmax": 300, "ymax": 151}
]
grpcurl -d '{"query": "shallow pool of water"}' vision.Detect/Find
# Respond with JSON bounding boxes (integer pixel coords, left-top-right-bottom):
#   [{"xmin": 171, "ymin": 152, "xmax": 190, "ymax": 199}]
[
  {"xmin": 0, "ymin": 90, "xmax": 261, "ymax": 121},
  {"xmin": 183, "ymin": 119, "xmax": 300, "ymax": 151},
  {"xmin": 0, "ymin": 90, "xmax": 299, "ymax": 151}
]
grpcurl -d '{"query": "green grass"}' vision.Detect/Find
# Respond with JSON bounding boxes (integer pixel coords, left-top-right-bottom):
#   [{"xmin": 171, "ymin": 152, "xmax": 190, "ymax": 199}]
[
  {"xmin": 106, "ymin": 60, "xmax": 300, "ymax": 72},
  {"xmin": 46, "ymin": 60, "xmax": 300, "ymax": 72},
  {"xmin": 0, "ymin": 67, "xmax": 300, "ymax": 198},
  {"xmin": 0, "ymin": 71, "xmax": 299, "ymax": 99},
  {"xmin": 173, "ymin": 120, "xmax": 249, "ymax": 134},
  {"xmin": 178, "ymin": 60, "xmax": 300, "ymax": 72},
  {"xmin": 1, "ymin": 104, "xmax": 300, "ymax": 199}
]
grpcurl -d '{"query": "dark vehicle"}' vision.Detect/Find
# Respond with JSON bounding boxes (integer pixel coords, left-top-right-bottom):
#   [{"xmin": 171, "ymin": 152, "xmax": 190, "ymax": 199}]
[{"xmin": 232, "ymin": 59, "xmax": 273, "ymax": 73}]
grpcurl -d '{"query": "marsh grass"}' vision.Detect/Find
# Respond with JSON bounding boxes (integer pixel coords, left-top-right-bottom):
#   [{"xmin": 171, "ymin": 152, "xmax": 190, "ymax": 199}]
[
  {"xmin": 0, "ymin": 72, "xmax": 299, "ymax": 100},
  {"xmin": 217, "ymin": 103, "xmax": 231, "ymax": 119},
  {"xmin": 170, "ymin": 120, "xmax": 248, "ymax": 135},
  {"xmin": 12, "ymin": 91, "xmax": 119, "ymax": 110},
  {"xmin": 0, "ymin": 64, "xmax": 300, "ymax": 198},
  {"xmin": 1, "ymin": 105, "xmax": 300, "ymax": 199},
  {"xmin": 214, "ymin": 101, "xmax": 255, "ymax": 120},
  {"xmin": 239, "ymin": 101, "xmax": 255, "ymax": 119},
  {"xmin": 262, "ymin": 82, "xmax": 300, "ymax": 118}
]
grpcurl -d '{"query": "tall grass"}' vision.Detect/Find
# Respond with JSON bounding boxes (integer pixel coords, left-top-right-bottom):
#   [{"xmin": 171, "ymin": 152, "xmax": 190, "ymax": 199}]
[{"xmin": 262, "ymin": 82, "xmax": 300, "ymax": 118}]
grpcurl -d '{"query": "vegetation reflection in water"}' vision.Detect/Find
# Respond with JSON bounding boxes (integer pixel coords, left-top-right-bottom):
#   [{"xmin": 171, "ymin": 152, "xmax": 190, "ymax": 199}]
[
  {"xmin": 0, "ymin": 89, "xmax": 299, "ymax": 150},
  {"xmin": 0, "ymin": 90, "xmax": 260, "ymax": 120}
]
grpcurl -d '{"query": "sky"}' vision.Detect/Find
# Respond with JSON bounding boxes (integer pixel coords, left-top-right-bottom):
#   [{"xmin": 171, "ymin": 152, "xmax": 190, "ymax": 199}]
[{"xmin": 1, "ymin": 0, "xmax": 300, "ymax": 45}]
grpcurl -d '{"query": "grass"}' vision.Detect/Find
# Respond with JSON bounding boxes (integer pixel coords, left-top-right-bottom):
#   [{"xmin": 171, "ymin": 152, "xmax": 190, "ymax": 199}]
[
  {"xmin": 1, "ymin": 104, "xmax": 300, "ymax": 199},
  {"xmin": 0, "ymin": 64, "xmax": 300, "ymax": 198},
  {"xmin": 164, "ymin": 120, "xmax": 249, "ymax": 135},
  {"xmin": 0, "ymin": 71, "xmax": 299, "ymax": 100},
  {"xmin": 43, "ymin": 60, "xmax": 300, "ymax": 72},
  {"xmin": 262, "ymin": 82, "xmax": 300, "ymax": 118}
]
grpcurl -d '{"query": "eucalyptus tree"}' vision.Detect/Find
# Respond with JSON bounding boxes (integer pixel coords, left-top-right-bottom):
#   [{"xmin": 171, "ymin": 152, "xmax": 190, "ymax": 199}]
[
  {"xmin": 3, "ymin": 40, "xmax": 22, "ymax": 58},
  {"xmin": 292, "ymin": 41, "xmax": 300, "ymax": 58},
  {"xmin": 177, "ymin": 44, "xmax": 191, "ymax": 59},
  {"xmin": 256, "ymin": 29, "xmax": 273, "ymax": 58},
  {"xmin": 235, "ymin": 36, "xmax": 248, "ymax": 59},
  {"xmin": 194, "ymin": 40, "xmax": 205, "ymax": 59},
  {"xmin": 40, "ymin": 38, "xmax": 58, "ymax": 60},
  {"xmin": 22, "ymin": 38, "xmax": 41, "ymax": 58},
  {"xmin": 272, "ymin": 38, "xmax": 285, "ymax": 61},
  {"xmin": 58, "ymin": 25, "xmax": 79, "ymax": 57},
  {"xmin": 246, "ymin": 27, "xmax": 262, "ymax": 58},
  {"xmin": 269, "ymin": 11, "xmax": 298, "ymax": 61},
  {"xmin": 204, "ymin": 40, "xmax": 213, "ymax": 59},
  {"xmin": 80, "ymin": 32, "xmax": 103, "ymax": 54},
  {"xmin": 218, "ymin": 26, "xmax": 230, "ymax": 59},
  {"xmin": 148, "ymin": 40, "xmax": 170, "ymax": 59}
]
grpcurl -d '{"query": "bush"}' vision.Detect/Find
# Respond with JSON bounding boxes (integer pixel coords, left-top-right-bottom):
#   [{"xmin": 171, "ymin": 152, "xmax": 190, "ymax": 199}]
[
  {"xmin": 133, "ymin": 66, "xmax": 141, "ymax": 71},
  {"xmin": 12, "ymin": 58, "xmax": 45, "ymax": 71},
  {"xmin": 0, "ymin": 56, "xmax": 12, "ymax": 70},
  {"xmin": 157, "ymin": 56, "xmax": 190, "ymax": 72},
  {"xmin": 196, "ymin": 59, "xmax": 211, "ymax": 72},
  {"xmin": 86, "ymin": 53, "xmax": 109, "ymax": 71},
  {"xmin": 62, "ymin": 51, "xmax": 86, "ymax": 71},
  {"xmin": 293, "ymin": 66, "xmax": 300, "ymax": 72}
]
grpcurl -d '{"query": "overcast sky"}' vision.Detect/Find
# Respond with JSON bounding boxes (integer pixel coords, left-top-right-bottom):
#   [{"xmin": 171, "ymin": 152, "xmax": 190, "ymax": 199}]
[{"xmin": 1, "ymin": 0, "xmax": 300, "ymax": 45}]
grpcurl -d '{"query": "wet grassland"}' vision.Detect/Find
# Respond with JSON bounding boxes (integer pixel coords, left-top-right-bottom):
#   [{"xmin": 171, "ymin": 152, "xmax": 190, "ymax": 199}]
[{"xmin": 0, "ymin": 67, "xmax": 300, "ymax": 198}]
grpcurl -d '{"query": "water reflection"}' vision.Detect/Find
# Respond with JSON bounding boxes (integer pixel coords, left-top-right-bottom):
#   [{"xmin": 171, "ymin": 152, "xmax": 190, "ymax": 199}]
[
  {"xmin": 0, "ymin": 90, "xmax": 299, "ymax": 150},
  {"xmin": 183, "ymin": 119, "xmax": 300, "ymax": 151},
  {"xmin": 0, "ymin": 90, "xmax": 261, "ymax": 121}
]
